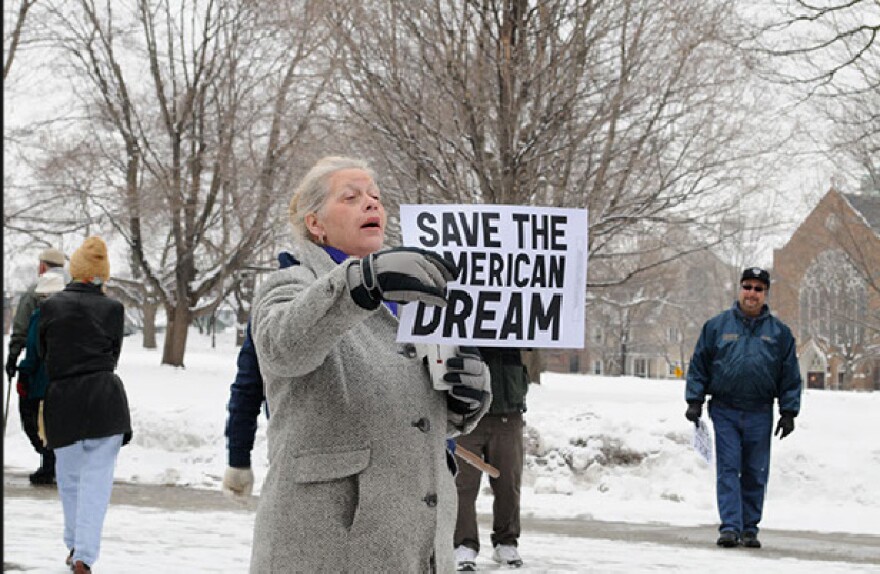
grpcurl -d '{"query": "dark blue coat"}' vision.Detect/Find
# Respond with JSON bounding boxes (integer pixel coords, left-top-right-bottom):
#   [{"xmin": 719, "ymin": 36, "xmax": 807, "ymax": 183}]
[
  {"xmin": 224, "ymin": 252, "xmax": 298, "ymax": 467},
  {"xmin": 686, "ymin": 303, "xmax": 802, "ymax": 415}
]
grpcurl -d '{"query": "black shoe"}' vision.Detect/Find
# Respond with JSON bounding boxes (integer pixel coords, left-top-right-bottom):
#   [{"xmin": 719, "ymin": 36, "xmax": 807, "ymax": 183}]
[
  {"xmin": 716, "ymin": 530, "xmax": 739, "ymax": 548},
  {"xmin": 742, "ymin": 531, "xmax": 761, "ymax": 548},
  {"xmin": 29, "ymin": 467, "xmax": 56, "ymax": 486}
]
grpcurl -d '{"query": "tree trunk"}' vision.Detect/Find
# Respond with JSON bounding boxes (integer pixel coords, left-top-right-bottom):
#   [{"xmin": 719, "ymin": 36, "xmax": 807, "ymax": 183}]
[
  {"xmin": 142, "ymin": 302, "xmax": 157, "ymax": 349},
  {"xmin": 162, "ymin": 304, "xmax": 191, "ymax": 367}
]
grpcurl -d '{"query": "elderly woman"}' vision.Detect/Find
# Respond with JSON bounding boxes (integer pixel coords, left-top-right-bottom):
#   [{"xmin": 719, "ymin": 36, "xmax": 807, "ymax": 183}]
[{"xmin": 249, "ymin": 156, "xmax": 491, "ymax": 572}]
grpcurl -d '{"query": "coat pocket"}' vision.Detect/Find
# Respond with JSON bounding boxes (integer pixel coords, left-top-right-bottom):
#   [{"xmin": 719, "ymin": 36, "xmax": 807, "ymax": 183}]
[{"xmin": 291, "ymin": 444, "xmax": 371, "ymax": 484}]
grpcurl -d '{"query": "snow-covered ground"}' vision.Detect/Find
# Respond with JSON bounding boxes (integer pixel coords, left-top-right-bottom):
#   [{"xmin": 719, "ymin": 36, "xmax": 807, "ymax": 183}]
[{"xmin": 4, "ymin": 329, "xmax": 880, "ymax": 572}]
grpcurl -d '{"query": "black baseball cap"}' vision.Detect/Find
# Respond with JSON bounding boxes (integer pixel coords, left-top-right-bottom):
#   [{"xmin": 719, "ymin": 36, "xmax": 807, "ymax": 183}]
[{"xmin": 741, "ymin": 267, "xmax": 770, "ymax": 287}]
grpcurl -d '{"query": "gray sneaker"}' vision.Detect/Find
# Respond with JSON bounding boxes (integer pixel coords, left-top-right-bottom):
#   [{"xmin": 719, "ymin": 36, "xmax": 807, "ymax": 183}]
[
  {"xmin": 492, "ymin": 545, "xmax": 523, "ymax": 568},
  {"xmin": 455, "ymin": 545, "xmax": 478, "ymax": 571}
]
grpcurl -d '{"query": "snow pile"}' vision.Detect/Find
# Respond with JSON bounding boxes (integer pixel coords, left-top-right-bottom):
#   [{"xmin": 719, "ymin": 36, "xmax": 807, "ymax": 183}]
[{"xmin": 4, "ymin": 329, "xmax": 879, "ymax": 535}]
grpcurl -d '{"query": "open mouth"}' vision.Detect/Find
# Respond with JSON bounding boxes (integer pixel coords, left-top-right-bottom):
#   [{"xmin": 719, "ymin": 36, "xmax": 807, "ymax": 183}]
[{"xmin": 361, "ymin": 218, "xmax": 382, "ymax": 230}]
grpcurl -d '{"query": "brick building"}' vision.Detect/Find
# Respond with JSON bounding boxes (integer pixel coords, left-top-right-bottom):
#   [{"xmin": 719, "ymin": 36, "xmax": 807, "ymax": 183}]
[{"xmin": 773, "ymin": 189, "xmax": 880, "ymax": 391}]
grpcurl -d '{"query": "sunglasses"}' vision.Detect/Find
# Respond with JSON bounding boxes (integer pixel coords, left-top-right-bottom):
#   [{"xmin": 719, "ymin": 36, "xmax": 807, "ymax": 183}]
[{"xmin": 741, "ymin": 284, "xmax": 766, "ymax": 293}]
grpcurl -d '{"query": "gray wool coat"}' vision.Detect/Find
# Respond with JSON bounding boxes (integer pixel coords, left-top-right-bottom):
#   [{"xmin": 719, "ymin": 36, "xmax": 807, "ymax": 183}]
[{"xmin": 249, "ymin": 241, "xmax": 464, "ymax": 573}]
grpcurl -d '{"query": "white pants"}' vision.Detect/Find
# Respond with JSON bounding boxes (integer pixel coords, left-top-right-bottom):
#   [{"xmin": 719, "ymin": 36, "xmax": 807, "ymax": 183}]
[{"xmin": 55, "ymin": 434, "xmax": 123, "ymax": 567}]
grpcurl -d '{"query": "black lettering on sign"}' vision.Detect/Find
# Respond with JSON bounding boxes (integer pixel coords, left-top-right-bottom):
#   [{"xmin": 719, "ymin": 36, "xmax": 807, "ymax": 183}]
[
  {"xmin": 442, "ymin": 290, "xmax": 471, "ymax": 338},
  {"xmin": 500, "ymin": 292, "xmax": 523, "ymax": 339},
  {"xmin": 417, "ymin": 212, "xmax": 439, "ymax": 247},
  {"xmin": 440, "ymin": 212, "xmax": 502, "ymax": 247},
  {"xmin": 409, "ymin": 286, "xmax": 564, "ymax": 342},
  {"xmin": 412, "ymin": 303, "xmax": 442, "ymax": 335},
  {"xmin": 482, "ymin": 212, "xmax": 501, "ymax": 248},
  {"xmin": 530, "ymin": 293, "xmax": 562, "ymax": 339},
  {"xmin": 443, "ymin": 251, "xmax": 468, "ymax": 284},
  {"xmin": 473, "ymin": 291, "xmax": 501, "ymax": 339},
  {"xmin": 511, "ymin": 213, "xmax": 569, "ymax": 250},
  {"xmin": 550, "ymin": 215, "xmax": 567, "ymax": 250}
]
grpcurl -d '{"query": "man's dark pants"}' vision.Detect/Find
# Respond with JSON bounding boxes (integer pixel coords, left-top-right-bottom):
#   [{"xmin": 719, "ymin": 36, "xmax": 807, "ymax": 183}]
[
  {"xmin": 709, "ymin": 401, "xmax": 772, "ymax": 536},
  {"xmin": 454, "ymin": 412, "xmax": 523, "ymax": 552}
]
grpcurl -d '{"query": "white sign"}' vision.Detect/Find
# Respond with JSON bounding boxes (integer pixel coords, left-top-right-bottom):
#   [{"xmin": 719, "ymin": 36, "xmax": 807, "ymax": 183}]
[
  {"xmin": 692, "ymin": 419, "xmax": 714, "ymax": 464},
  {"xmin": 397, "ymin": 204, "xmax": 588, "ymax": 348}
]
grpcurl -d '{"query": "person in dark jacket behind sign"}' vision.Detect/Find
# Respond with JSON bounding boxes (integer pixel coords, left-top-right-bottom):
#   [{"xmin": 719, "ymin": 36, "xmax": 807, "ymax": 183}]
[
  {"xmin": 39, "ymin": 236, "xmax": 132, "ymax": 574},
  {"xmin": 685, "ymin": 267, "xmax": 802, "ymax": 550},
  {"xmin": 454, "ymin": 346, "xmax": 530, "ymax": 570}
]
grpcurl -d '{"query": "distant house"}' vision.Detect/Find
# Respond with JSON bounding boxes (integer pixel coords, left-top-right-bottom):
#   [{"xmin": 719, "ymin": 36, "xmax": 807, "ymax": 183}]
[{"xmin": 773, "ymin": 189, "xmax": 880, "ymax": 391}]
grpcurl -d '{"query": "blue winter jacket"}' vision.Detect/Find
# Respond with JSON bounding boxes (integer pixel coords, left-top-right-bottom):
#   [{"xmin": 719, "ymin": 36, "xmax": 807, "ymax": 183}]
[
  {"xmin": 17, "ymin": 307, "xmax": 50, "ymax": 399},
  {"xmin": 685, "ymin": 303, "xmax": 802, "ymax": 415},
  {"xmin": 225, "ymin": 252, "xmax": 298, "ymax": 467},
  {"xmin": 225, "ymin": 250, "xmax": 457, "ymax": 468}
]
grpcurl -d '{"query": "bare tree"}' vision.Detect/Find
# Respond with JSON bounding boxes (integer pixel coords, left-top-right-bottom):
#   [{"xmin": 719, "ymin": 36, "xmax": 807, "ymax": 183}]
[
  {"xmin": 327, "ymin": 0, "xmax": 783, "ymax": 373},
  {"xmin": 3, "ymin": 0, "xmax": 40, "ymax": 81},
  {"xmin": 753, "ymin": 0, "xmax": 879, "ymax": 191},
  {"xmin": 24, "ymin": 0, "xmax": 334, "ymax": 365}
]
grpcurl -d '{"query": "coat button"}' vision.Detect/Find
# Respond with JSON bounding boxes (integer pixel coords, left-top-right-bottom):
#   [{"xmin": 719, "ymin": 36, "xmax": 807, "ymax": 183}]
[
  {"xmin": 411, "ymin": 418, "xmax": 431, "ymax": 432},
  {"xmin": 423, "ymin": 493, "xmax": 438, "ymax": 507}
]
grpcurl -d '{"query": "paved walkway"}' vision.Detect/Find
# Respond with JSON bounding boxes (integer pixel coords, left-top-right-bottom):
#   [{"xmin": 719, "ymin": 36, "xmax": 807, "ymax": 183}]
[{"xmin": 5, "ymin": 469, "xmax": 880, "ymax": 572}]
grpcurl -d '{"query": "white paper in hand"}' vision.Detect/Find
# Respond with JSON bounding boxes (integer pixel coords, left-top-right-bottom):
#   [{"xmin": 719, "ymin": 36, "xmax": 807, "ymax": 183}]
[{"xmin": 692, "ymin": 419, "xmax": 713, "ymax": 464}]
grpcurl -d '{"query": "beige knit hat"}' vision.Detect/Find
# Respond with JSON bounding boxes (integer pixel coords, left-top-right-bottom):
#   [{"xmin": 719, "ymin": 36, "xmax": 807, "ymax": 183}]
[{"xmin": 69, "ymin": 236, "xmax": 110, "ymax": 282}]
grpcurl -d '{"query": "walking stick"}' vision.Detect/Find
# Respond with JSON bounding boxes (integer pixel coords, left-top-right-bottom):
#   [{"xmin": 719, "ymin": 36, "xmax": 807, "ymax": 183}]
[
  {"xmin": 454, "ymin": 445, "xmax": 500, "ymax": 478},
  {"xmin": 3, "ymin": 374, "xmax": 12, "ymax": 437}
]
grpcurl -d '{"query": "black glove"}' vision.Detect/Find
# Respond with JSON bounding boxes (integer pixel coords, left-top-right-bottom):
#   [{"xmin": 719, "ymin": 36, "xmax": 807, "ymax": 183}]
[
  {"xmin": 685, "ymin": 402, "xmax": 702, "ymax": 426},
  {"xmin": 6, "ymin": 352, "xmax": 19, "ymax": 379},
  {"xmin": 775, "ymin": 412, "xmax": 795, "ymax": 439},
  {"xmin": 444, "ymin": 346, "xmax": 490, "ymax": 416},
  {"xmin": 346, "ymin": 247, "xmax": 457, "ymax": 310}
]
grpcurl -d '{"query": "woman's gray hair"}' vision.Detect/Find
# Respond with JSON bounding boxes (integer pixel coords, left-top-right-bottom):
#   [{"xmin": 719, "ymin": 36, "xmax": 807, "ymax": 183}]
[{"xmin": 288, "ymin": 156, "xmax": 375, "ymax": 242}]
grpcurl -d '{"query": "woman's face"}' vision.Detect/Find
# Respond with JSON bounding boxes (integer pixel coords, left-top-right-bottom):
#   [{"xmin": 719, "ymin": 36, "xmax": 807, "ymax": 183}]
[{"xmin": 305, "ymin": 168, "xmax": 386, "ymax": 258}]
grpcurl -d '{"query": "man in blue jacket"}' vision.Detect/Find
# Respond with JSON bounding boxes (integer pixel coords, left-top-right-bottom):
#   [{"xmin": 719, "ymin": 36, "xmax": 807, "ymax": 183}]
[
  {"xmin": 685, "ymin": 267, "xmax": 802, "ymax": 550},
  {"xmin": 222, "ymin": 253, "xmax": 297, "ymax": 496}
]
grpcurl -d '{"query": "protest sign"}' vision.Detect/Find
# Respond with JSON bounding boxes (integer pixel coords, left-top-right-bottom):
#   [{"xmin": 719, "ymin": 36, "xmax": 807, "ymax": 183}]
[{"xmin": 397, "ymin": 204, "xmax": 588, "ymax": 348}]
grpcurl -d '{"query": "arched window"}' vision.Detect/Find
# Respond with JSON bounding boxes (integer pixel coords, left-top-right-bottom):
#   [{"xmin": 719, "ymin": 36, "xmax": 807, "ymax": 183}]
[{"xmin": 799, "ymin": 250, "xmax": 867, "ymax": 346}]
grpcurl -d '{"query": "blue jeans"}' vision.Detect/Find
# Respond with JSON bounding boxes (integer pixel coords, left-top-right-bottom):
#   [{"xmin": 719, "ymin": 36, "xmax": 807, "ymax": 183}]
[
  {"xmin": 55, "ymin": 434, "xmax": 124, "ymax": 567},
  {"xmin": 708, "ymin": 402, "xmax": 772, "ymax": 535}
]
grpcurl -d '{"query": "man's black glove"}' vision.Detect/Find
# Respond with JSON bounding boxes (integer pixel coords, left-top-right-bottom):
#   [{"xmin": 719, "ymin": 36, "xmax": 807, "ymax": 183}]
[
  {"xmin": 445, "ymin": 346, "xmax": 490, "ymax": 412},
  {"xmin": 346, "ymin": 247, "xmax": 457, "ymax": 310},
  {"xmin": 775, "ymin": 412, "xmax": 795, "ymax": 439},
  {"xmin": 443, "ymin": 347, "xmax": 491, "ymax": 429},
  {"xmin": 5, "ymin": 352, "xmax": 19, "ymax": 379},
  {"xmin": 685, "ymin": 402, "xmax": 702, "ymax": 426}
]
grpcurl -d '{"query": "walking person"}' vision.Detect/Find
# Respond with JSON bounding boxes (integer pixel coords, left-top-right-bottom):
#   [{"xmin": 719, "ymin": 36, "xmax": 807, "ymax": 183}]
[
  {"xmin": 248, "ymin": 156, "xmax": 491, "ymax": 572},
  {"xmin": 454, "ymin": 347, "xmax": 530, "ymax": 570},
  {"xmin": 685, "ymin": 267, "xmax": 802, "ymax": 549},
  {"xmin": 5, "ymin": 247, "xmax": 67, "ymax": 484},
  {"xmin": 39, "ymin": 236, "xmax": 132, "ymax": 573}
]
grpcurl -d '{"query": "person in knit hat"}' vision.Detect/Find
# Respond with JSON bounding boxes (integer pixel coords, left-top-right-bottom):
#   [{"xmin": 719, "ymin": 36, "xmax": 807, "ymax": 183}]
[
  {"xmin": 5, "ymin": 245, "xmax": 68, "ymax": 485},
  {"xmin": 39, "ymin": 235, "xmax": 131, "ymax": 573},
  {"xmin": 68, "ymin": 236, "xmax": 111, "ymax": 283}
]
